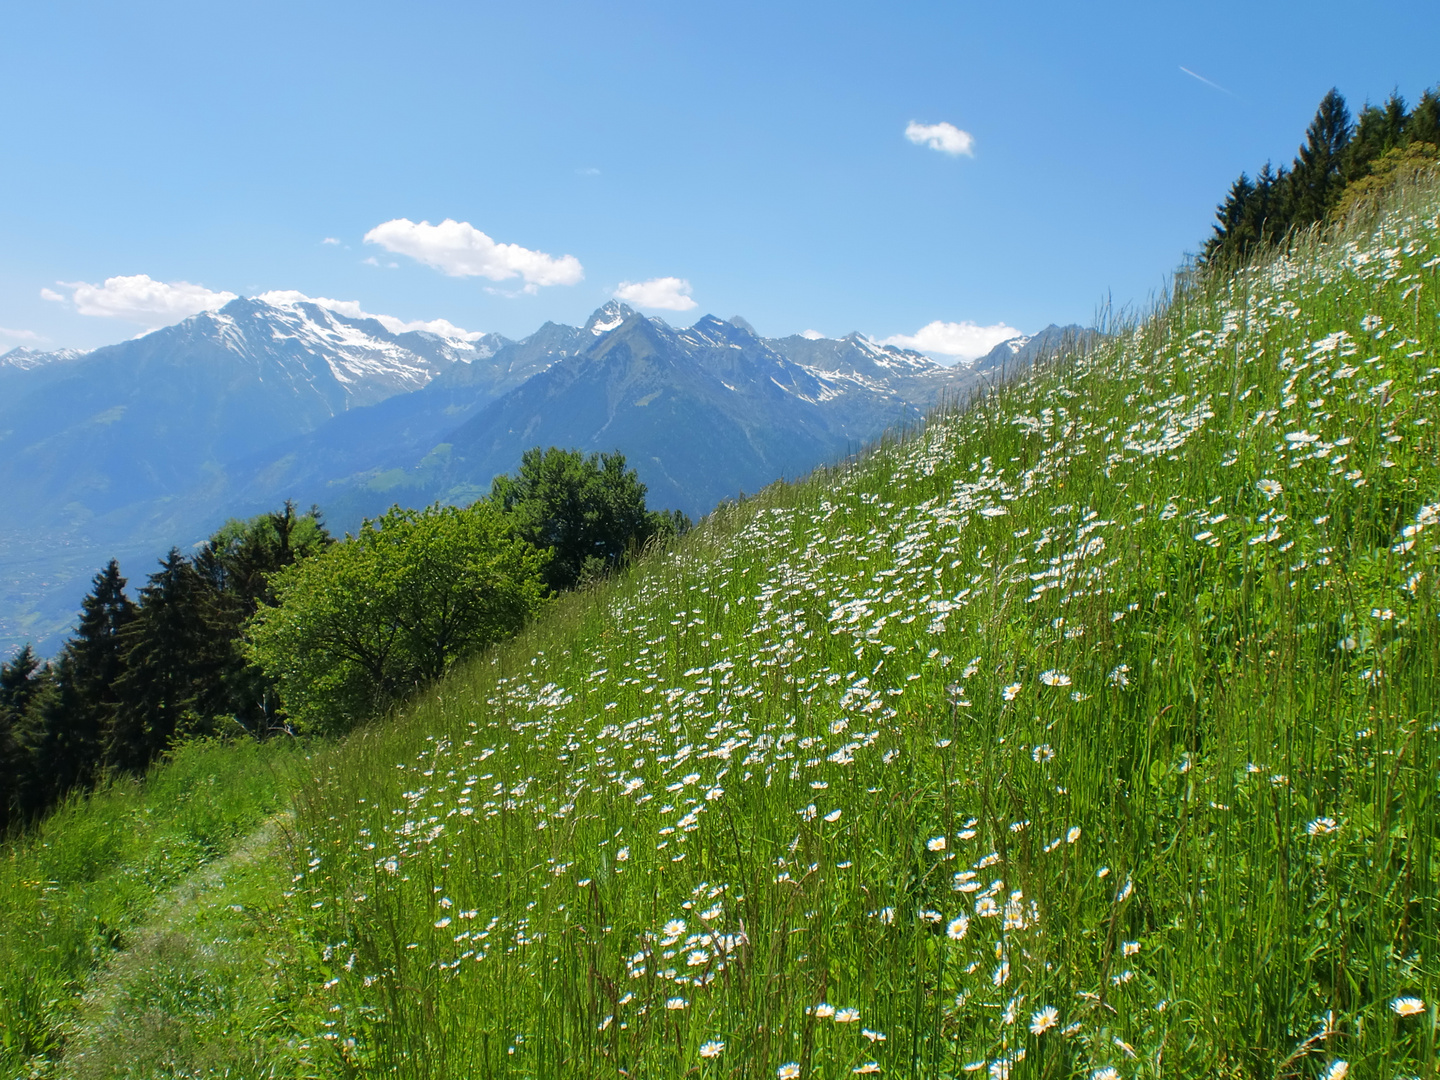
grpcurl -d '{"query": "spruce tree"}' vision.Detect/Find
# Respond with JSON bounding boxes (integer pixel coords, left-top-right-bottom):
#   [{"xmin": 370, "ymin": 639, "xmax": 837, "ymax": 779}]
[
  {"xmin": 0, "ymin": 645, "xmax": 42, "ymax": 716},
  {"xmin": 1204, "ymin": 172, "xmax": 1257, "ymax": 264},
  {"xmin": 0, "ymin": 645, "xmax": 44, "ymax": 827},
  {"xmin": 36, "ymin": 561, "xmax": 136, "ymax": 793},
  {"xmin": 197, "ymin": 502, "xmax": 331, "ymax": 734},
  {"xmin": 1251, "ymin": 163, "xmax": 1289, "ymax": 246},
  {"xmin": 8, "ymin": 660, "xmax": 61, "ymax": 821},
  {"xmin": 1346, "ymin": 93, "xmax": 1409, "ymax": 182},
  {"xmin": 1203, "ymin": 163, "xmax": 1289, "ymax": 266},
  {"xmin": 1284, "ymin": 88, "xmax": 1352, "ymax": 225},
  {"xmin": 1406, "ymin": 89, "xmax": 1440, "ymax": 147},
  {"xmin": 110, "ymin": 549, "xmax": 216, "ymax": 768}
]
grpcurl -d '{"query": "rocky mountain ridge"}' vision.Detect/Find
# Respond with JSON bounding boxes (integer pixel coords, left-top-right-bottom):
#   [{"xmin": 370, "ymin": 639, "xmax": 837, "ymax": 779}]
[{"xmin": 0, "ymin": 300, "xmax": 1088, "ymax": 653}]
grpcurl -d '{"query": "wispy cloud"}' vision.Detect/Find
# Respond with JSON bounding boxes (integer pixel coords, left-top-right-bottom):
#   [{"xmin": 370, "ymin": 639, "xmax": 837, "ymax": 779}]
[
  {"xmin": 0, "ymin": 326, "xmax": 41, "ymax": 342},
  {"xmin": 882, "ymin": 319, "xmax": 1020, "ymax": 363},
  {"xmin": 321, "ymin": 237, "xmax": 341, "ymax": 245},
  {"xmin": 614, "ymin": 276, "xmax": 697, "ymax": 312},
  {"xmin": 51, "ymin": 274, "xmax": 237, "ymax": 324},
  {"xmin": 904, "ymin": 120, "xmax": 974, "ymax": 157},
  {"xmin": 801, "ymin": 329, "xmax": 825, "ymax": 340},
  {"xmin": 364, "ymin": 218, "xmax": 584, "ymax": 293},
  {"xmin": 1179, "ymin": 66, "xmax": 1234, "ymax": 96}
]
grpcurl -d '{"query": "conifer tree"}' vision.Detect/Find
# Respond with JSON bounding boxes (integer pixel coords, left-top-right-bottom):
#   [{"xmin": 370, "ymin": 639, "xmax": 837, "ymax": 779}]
[
  {"xmin": 1406, "ymin": 89, "xmax": 1440, "ymax": 147},
  {"xmin": 110, "ymin": 549, "xmax": 216, "ymax": 769},
  {"xmin": 1251, "ymin": 163, "xmax": 1289, "ymax": 245},
  {"xmin": 1208, "ymin": 172, "xmax": 1257, "ymax": 260},
  {"xmin": 1288, "ymin": 88, "xmax": 1353, "ymax": 223},
  {"xmin": 30, "ymin": 561, "xmax": 137, "ymax": 795},
  {"xmin": 0, "ymin": 645, "xmax": 44, "ymax": 827},
  {"xmin": 195, "ymin": 502, "xmax": 331, "ymax": 733},
  {"xmin": 1346, "ymin": 93, "xmax": 1409, "ymax": 181},
  {"xmin": 2, "ymin": 505, "xmax": 331, "ymax": 824},
  {"xmin": 1203, "ymin": 162, "xmax": 1289, "ymax": 265},
  {"xmin": 1198, "ymin": 85, "xmax": 1440, "ymax": 266},
  {"xmin": 7, "ymin": 660, "xmax": 61, "ymax": 821}
]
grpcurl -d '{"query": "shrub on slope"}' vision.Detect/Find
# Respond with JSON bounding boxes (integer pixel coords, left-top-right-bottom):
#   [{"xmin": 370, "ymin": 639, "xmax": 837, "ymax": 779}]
[
  {"xmin": 246, "ymin": 502, "xmax": 548, "ymax": 734},
  {"xmin": 280, "ymin": 185, "xmax": 1439, "ymax": 1078}
]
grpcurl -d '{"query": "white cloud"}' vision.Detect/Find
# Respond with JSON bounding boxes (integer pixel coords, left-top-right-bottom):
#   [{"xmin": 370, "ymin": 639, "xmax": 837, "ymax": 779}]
[
  {"xmin": 614, "ymin": 276, "xmax": 697, "ymax": 312},
  {"xmin": 40, "ymin": 287, "xmax": 66, "ymax": 303},
  {"xmin": 321, "ymin": 237, "xmax": 341, "ymax": 245},
  {"xmin": 904, "ymin": 120, "xmax": 975, "ymax": 157},
  {"xmin": 800, "ymin": 329, "xmax": 826, "ymax": 340},
  {"xmin": 364, "ymin": 218, "xmax": 584, "ymax": 291},
  {"xmin": 256, "ymin": 289, "xmax": 485, "ymax": 342},
  {"xmin": 0, "ymin": 326, "xmax": 41, "ymax": 341},
  {"xmin": 882, "ymin": 320, "xmax": 1021, "ymax": 363},
  {"xmin": 55, "ymin": 274, "xmax": 237, "ymax": 324}
]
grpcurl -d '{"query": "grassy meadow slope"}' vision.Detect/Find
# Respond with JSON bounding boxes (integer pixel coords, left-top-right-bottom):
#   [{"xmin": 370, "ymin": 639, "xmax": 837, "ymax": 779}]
[
  {"xmin": 274, "ymin": 184, "xmax": 1439, "ymax": 1078},
  {"xmin": 3, "ymin": 183, "xmax": 1437, "ymax": 1080},
  {"xmin": 0, "ymin": 740, "xmax": 303, "ymax": 1076}
]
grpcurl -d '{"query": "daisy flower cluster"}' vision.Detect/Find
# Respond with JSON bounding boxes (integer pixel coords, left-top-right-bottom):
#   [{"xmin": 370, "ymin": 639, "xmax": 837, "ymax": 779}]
[{"xmin": 282, "ymin": 182, "xmax": 1440, "ymax": 1075}]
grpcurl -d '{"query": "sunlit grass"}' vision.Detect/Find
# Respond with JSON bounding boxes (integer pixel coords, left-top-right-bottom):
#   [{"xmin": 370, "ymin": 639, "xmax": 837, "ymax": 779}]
[
  {"xmin": 275, "ymin": 181, "xmax": 1440, "ymax": 1078},
  {"xmin": 7, "ymin": 180, "xmax": 1438, "ymax": 1080},
  {"xmin": 0, "ymin": 738, "xmax": 300, "ymax": 1074}
]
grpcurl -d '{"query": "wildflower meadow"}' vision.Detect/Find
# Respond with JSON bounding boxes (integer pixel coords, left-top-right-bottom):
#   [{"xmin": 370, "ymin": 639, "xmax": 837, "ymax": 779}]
[
  {"xmin": 276, "ymin": 182, "xmax": 1440, "ymax": 1078},
  {"xmin": 4, "ymin": 182, "xmax": 1438, "ymax": 1080}
]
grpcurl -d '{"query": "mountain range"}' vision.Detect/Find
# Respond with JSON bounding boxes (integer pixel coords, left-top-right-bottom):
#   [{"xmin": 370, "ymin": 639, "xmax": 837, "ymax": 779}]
[{"xmin": 0, "ymin": 297, "xmax": 1087, "ymax": 653}]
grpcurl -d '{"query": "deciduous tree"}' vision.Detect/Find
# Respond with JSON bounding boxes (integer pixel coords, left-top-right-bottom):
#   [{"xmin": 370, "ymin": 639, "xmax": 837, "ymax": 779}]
[
  {"xmin": 245, "ymin": 502, "xmax": 547, "ymax": 733},
  {"xmin": 490, "ymin": 447, "xmax": 690, "ymax": 592}
]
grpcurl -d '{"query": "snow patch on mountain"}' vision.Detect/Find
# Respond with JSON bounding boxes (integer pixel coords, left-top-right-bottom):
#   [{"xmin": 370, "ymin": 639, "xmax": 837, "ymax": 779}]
[
  {"xmin": 586, "ymin": 300, "xmax": 637, "ymax": 335},
  {"xmin": 256, "ymin": 290, "xmax": 486, "ymax": 343},
  {"xmin": 0, "ymin": 346, "xmax": 90, "ymax": 371}
]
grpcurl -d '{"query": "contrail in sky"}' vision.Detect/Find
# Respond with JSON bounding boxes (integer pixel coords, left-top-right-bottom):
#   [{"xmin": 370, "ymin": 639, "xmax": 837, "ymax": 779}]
[{"xmin": 1180, "ymin": 66, "xmax": 1235, "ymax": 96}]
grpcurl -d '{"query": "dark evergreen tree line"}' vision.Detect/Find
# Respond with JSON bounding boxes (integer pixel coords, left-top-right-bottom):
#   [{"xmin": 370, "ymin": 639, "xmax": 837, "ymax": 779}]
[
  {"xmin": 1, "ymin": 448, "xmax": 691, "ymax": 830},
  {"xmin": 0, "ymin": 503, "xmax": 330, "ymax": 829},
  {"xmin": 1204, "ymin": 84, "xmax": 1440, "ymax": 266}
]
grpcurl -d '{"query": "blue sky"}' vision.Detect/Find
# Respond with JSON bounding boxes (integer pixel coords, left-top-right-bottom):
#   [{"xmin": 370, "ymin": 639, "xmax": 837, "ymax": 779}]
[{"xmin": 2, "ymin": 1, "xmax": 1436, "ymax": 360}]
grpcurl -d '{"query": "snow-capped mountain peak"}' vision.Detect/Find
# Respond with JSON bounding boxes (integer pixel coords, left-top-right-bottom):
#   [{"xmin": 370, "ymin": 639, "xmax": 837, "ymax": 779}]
[
  {"xmin": 0, "ymin": 345, "xmax": 90, "ymax": 371},
  {"xmin": 585, "ymin": 300, "xmax": 638, "ymax": 335},
  {"xmin": 142, "ymin": 296, "xmax": 504, "ymax": 407}
]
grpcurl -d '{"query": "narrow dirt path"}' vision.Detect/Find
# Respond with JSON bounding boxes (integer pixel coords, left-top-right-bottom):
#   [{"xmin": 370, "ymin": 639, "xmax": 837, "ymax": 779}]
[{"xmin": 55, "ymin": 812, "xmax": 302, "ymax": 1080}]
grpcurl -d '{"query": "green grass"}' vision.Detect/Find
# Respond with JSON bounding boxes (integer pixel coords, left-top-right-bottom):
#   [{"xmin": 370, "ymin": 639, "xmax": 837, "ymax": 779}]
[
  {"xmin": 277, "ymin": 183, "xmax": 1440, "ymax": 1079},
  {"xmin": 0, "ymin": 738, "xmax": 302, "ymax": 1076},
  {"xmin": 8, "ymin": 184, "xmax": 1440, "ymax": 1079}
]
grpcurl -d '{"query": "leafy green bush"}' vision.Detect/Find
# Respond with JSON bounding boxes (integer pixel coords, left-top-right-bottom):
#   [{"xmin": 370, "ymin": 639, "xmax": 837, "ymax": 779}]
[
  {"xmin": 490, "ymin": 446, "xmax": 689, "ymax": 592},
  {"xmin": 245, "ymin": 501, "xmax": 548, "ymax": 733}
]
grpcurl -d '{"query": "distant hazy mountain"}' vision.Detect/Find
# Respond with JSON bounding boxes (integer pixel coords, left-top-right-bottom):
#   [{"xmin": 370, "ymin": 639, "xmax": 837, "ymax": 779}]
[
  {"xmin": 0, "ymin": 346, "xmax": 89, "ymax": 372},
  {"xmin": 969, "ymin": 323, "xmax": 1099, "ymax": 373},
  {"xmin": 220, "ymin": 304, "xmax": 1020, "ymax": 528},
  {"xmin": 0, "ymin": 296, "xmax": 507, "ymax": 531},
  {"xmin": 0, "ymin": 300, "xmax": 1089, "ymax": 655},
  {"xmin": 0, "ymin": 296, "xmax": 501, "ymax": 653}
]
